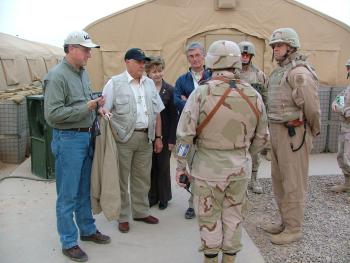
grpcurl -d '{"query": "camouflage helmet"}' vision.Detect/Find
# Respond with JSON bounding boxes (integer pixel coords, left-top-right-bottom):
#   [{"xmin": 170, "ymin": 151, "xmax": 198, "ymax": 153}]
[
  {"xmin": 238, "ymin": 41, "xmax": 256, "ymax": 56},
  {"xmin": 345, "ymin": 58, "xmax": 350, "ymax": 67},
  {"xmin": 205, "ymin": 40, "xmax": 242, "ymax": 70},
  {"xmin": 269, "ymin": 28, "xmax": 300, "ymax": 49}
]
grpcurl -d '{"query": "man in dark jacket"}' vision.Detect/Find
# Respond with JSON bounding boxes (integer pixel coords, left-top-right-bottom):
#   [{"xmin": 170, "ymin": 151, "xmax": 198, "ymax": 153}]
[{"xmin": 173, "ymin": 42, "xmax": 211, "ymax": 219}]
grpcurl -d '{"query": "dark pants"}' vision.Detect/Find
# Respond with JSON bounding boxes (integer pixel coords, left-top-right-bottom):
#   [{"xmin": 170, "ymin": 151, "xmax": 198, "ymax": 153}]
[{"xmin": 149, "ymin": 144, "xmax": 172, "ymax": 205}]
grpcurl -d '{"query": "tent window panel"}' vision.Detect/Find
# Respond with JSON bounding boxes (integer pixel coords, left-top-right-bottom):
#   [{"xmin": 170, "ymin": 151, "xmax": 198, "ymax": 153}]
[
  {"xmin": 44, "ymin": 58, "xmax": 59, "ymax": 72},
  {"xmin": 302, "ymin": 50, "xmax": 338, "ymax": 85},
  {"xmin": 26, "ymin": 58, "xmax": 47, "ymax": 82},
  {"xmin": 0, "ymin": 58, "xmax": 19, "ymax": 86},
  {"xmin": 102, "ymin": 51, "xmax": 124, "ymax": 83},
  {"xmin": 101, "ymin": 50, "xmax": 161, "ymax": 83}
]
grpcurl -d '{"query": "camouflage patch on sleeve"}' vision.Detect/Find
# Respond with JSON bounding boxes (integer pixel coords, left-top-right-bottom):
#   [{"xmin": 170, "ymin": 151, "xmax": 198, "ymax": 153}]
[{"xmin": 294, "ymin": 74, "xmax": 307, "ymax": 86}]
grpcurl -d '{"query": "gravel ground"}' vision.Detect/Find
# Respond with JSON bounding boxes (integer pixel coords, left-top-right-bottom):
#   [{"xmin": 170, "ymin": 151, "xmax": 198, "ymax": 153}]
[{"xmin": 244, "ymin": 175, "xmax": 350, "ymax": 263}]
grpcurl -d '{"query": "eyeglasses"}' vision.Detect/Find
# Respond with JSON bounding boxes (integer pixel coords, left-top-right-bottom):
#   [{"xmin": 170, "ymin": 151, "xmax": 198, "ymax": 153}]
[{"xmin": 70, "ymin": 44, "xmax": 91, "ymax": 53}]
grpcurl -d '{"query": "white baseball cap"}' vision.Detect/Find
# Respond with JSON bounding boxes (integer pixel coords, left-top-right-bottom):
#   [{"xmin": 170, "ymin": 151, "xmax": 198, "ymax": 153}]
[{"xmin": 64, "ymin": 30, "xmax": 100, "ymax": 48}]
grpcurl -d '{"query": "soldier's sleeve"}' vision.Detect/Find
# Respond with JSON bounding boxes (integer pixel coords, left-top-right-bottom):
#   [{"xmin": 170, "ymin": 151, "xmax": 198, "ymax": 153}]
[
  {"xmin": 249, "ymin": 95, "xmax": 270, "ymax": 155},
  {"xmin": 258, "ymin": 70, "xmax": 268, "ymax": 105},
  {"xmin": 331, "ymin": 89, "xmax": 346, "ymax": 114},
  {"xmin": 289, "ymin": 67, "xmax": 321, "ymax": 137},
  {"xmin": 342, "ymin": 87, "xmax": 350, "ymax": 118},
  {"xmin": 175, "ymin": 88, "xmax": 201, "ymax": 171}
]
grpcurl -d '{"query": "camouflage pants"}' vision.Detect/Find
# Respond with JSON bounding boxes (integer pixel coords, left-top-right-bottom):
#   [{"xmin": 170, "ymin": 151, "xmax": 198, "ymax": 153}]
[
  {"xmin": 193, "ymin": 178, "xmax": 248, "ymax": 255},
  {"xmin": 337, "ymin": 132, "xmax": 350, "ymax": 176},
  {"xmin": 251, "ymin": 152, "xmax": 261, "ymax": 173}
]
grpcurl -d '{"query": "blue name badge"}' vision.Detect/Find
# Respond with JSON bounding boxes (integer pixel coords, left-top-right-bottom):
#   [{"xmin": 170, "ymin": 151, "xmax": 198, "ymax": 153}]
[{"xmin": 177, "ymin": 143, "xmax": 191, "ymax": 158}]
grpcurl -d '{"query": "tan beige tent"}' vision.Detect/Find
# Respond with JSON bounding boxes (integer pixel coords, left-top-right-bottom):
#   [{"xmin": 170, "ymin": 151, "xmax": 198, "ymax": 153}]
[
  {"xmin": 0, "ymin": 32, "xmax": 64, "ymax": 91},
  {"xmin": 84, "ymin": 0, "xmax": 350, "ymax": 90}
]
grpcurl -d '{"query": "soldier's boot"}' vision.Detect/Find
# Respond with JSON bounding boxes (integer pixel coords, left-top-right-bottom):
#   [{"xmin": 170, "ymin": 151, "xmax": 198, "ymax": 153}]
[
  {"xmin": 330, "ymin": 176, "xmax": 350, "ymax": 193},
  {"xmin": 269, "ymin": 228, "xmax": 303, "ymax": 245},
  {"xmin": 203, "ymin": 254, "xmax": 218, "ymax": 263},
  {"xmin": 264, "ymin": 150, "xmax": 272, "ymax": 161},
  {"xmin": 251, "ymin": 172, "xmax": 263, "ymax": 194},
  {"xmin": 261, "ymin": 222, "xmax": 284, "ymax": 234},
  {"xmin": 221, "ymin": 253, "xmax": 236, "ymax": 263}
]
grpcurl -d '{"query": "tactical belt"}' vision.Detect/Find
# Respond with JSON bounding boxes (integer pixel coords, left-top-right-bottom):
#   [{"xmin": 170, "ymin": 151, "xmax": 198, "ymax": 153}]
[
  {"xmin": 284, "ymin": 119, "xmax": 306, "ymax": 152},
  {"xmin": 284, "ymin": 119, "xmax": 304, "ymax": 128}
]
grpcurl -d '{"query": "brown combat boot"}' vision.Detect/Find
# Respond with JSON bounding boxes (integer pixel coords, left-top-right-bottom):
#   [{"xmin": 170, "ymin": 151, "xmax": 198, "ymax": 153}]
[
  {"xmin": 265, "ymin": 150, "xmax": 272, "ymax": 161},
  {"xmin": 269, "ymin": 229, "xmax": 303, "ymax": 245},
  {"xmin": 203, "ymin": 254, "xmax": 218, "ymax": 263},
  {"xmin": 261, "ymin": 223, "xmax": 284, "ymax": 234},
  {"xmin": 221, "ymin": 253, "xmax": 236, "ymax": 263},
  {"xmin": 330, "ymin": 176, "xmax": 350, "ymax": 193}
]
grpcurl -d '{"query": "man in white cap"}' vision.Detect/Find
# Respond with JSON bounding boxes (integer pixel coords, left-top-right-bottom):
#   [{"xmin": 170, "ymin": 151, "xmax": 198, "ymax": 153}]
[{"xmin": 44, "ymin": 30, "xmax": 110, "ymax": 262}]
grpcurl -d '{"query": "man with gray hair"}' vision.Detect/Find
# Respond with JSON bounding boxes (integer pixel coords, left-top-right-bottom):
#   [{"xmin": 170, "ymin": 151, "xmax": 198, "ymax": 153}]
[{"xmin": 173, "ymin": 41, "xmax": 211, "ymax": 219}]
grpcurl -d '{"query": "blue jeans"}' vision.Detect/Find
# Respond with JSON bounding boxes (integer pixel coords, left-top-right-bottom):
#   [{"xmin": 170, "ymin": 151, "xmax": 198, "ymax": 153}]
[{"xmin": 51, "ymin": 129, "xmax": 96, "ymax": 249}]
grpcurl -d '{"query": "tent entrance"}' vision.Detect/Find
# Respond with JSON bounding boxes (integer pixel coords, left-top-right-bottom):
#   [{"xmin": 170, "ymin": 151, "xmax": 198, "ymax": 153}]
[{"xmin": 186, "ymin": 28, "xmax": 266, "ymax": 70}]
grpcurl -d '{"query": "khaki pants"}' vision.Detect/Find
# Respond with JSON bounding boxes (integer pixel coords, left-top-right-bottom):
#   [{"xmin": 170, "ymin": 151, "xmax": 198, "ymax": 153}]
[
  {"xmin": 337, "ymin": 132, "xmax": 350, "ymax": 176},
  {"xmin": 117, "ymin": 132, "xmax": 153, "ymax": 222},
  {"xmin": 193, "ymin": 178, "xmax": 248, "ymax": 255},
  {"xmin": 269, "ymin": 123, "xmax": 313, "ymax": 231}
]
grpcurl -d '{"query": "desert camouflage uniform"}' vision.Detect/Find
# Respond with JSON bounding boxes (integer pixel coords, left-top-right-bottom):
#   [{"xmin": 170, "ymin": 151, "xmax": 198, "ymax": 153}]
[
  {"xmin": 240, "ymin": 64, "xmax": 267, "ymax": 103},
  {"xmin": 176, "ymin": 76, "xmax": 269, "ymax": 257},
  {"xmin": 331, "ymin": 69, "xmax": 350, "ymax": 194},
  {"xmin": 267, "ymin": 52, "xmax": 320, "ymax": 239},
  {"xmin": 240, "ymin": 63, "xmax": 268, "ymax": 193}
]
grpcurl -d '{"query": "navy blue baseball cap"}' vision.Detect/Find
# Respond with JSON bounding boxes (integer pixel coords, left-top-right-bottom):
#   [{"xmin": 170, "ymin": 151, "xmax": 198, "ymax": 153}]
[{"xmin": 124, "ymin": 48, "xmax": 150, "ymax": 61}]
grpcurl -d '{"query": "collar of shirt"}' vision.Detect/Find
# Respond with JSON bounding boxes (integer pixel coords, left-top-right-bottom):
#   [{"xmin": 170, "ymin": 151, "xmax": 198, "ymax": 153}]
[
  {"xmin": 63, "ymin": 57, "xmax": 85, "ymax": 75},
  {"xmin": 125, "ymin": 70, "xmax": 147, "ymax": 85},
  {"xmin": 190, "ymin": 69, "xmax": 203, "ymax": 82}
]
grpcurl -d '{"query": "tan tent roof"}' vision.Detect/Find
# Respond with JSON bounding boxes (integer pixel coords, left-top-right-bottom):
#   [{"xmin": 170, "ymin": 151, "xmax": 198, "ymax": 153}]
[
  {"xmin": 0, "ymin": 33, "xmax": 64, "ymax": 91},
  {"xmin": 85, "ymin": 0, "xmax": 350, "ymax": 90},
  {"xmin": 0, "ymin": 33, "xmax": 63, "ymax": 57}
]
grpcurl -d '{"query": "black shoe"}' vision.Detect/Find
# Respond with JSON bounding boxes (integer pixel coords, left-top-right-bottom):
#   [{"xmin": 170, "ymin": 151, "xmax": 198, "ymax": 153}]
[
  {"xmin": 62, "ymin": 245, "xmax": 88, "ymax": 262},
  {"xmin": 80, "ymin": 230, "xmax": 111, "ymax": 244},
  {"xmin": 158, "ymin": 201, "xmax": 168, "ymax": 210},
  {"xmin": 185, "ymin": 208, "xmax": 195, "ymax": 219}
]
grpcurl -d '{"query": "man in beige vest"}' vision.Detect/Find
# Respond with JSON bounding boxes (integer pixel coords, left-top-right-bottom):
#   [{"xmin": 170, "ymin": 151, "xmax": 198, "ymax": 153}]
[
  {"xmin": 102, "ymin": 48, "xmax": 164, "ymax": 233},
  {"xmin": 238, "ymin": 41, "xmax": 268, "ymax": 194},
  {"xmin": 175, "ymin": 40, "xmax": 269, "ymax": 263},
  {"xmin": 262, "ymin": 28, "xmax": 321, "ymax": 245},
  {"xmin": 331, "ymin": 58, "xmax": 350, "ymax": 200}
]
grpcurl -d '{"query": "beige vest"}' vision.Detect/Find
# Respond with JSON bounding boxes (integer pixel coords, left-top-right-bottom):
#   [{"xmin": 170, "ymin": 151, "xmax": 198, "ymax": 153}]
[
  {"xmin": 196, "ymin": 80, "xmax": 259, "ymax": 150},
  {"xmin": 108, "ymin": 72, "xmax": 158, "ymax": 143},
  {"xmin": 267, "ymin": 54, "xmax": 317, "ymax": 123}
]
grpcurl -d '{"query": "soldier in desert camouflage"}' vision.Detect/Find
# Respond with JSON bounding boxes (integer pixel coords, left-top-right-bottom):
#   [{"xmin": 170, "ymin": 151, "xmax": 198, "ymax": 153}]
[
  {"xmin": 238, "ymin": 41, "xmax": 268, "ymax": 194},
  {"xmin": 262, "ymin": 28, "xmax": 321, "ymax": 245},
  {"xmin": 175, "ymin": 40, "xmax": 269, "ymax": 263},
  {"xmin": 331, "ymin": 58, "xmax": 350, "ymax": 202}
]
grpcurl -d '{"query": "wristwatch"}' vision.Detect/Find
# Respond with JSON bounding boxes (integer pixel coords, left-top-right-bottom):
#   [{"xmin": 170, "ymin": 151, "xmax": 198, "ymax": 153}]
[{"xmin": 155, "ymin": 135, "xmax": 163, "ymax": 139}]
